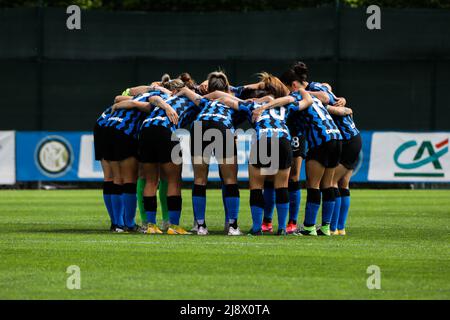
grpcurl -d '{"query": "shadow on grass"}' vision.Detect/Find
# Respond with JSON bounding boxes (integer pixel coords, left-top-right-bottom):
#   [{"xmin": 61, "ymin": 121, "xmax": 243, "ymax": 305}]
[{"xmin": 5, "ymin": 227, "xmax": 290, "ymax": 237}]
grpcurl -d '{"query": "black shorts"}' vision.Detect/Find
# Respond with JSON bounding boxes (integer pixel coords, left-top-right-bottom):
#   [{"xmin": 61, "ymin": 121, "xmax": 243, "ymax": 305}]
[
  {"xmin": 291, "ymin": 134, "xmax": 306, "ymax": 159},
  {"xmin": 102, "ymin": 127, "xmax": 138, "ymax": 162},
  {"xmin": 139, "ymin": 126, "xmax": 181, "ymax": 163},
  {"xmin": 93, "ymin": 123, "xmax": 106, "ymax": 161},
  {"xmin": 306, "ymin": 139, "xmax": 342, "ymax": 168},
  {"xmin": 250, "ymin": 137, "xmax": 292, "ymax": 170},
  {"xmin": 340, "ymin": 134, "xmax": 362, "ymax": 170},
  {"xmin": 190, "ymin": 120, "xmax": 237, "ymax": 163}
]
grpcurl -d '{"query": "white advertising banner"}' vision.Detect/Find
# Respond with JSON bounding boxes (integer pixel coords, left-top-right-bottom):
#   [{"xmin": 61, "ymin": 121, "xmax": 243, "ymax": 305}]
[
  {"xmin": 0, "ymin": 131, "xmax": 16, "ymax": 184},
  {"xmin": 368, "ymin": 132, "xmax": 450, "ymax": 182},
  {"xmin": 78, "ymin": 134, "xmax": 103, "ymax": 179}
]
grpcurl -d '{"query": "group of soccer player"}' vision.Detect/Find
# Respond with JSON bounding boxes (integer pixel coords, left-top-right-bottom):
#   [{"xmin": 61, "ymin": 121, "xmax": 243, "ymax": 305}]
[{"xmin": 93, "ymin": 61, "xmax": 362, "ymax": 237}]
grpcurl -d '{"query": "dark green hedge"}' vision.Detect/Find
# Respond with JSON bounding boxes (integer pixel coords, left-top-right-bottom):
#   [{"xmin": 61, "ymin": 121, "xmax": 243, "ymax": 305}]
[{"xmin": 1, "ymin": 0, "xmax": 449, "ymax": 10}]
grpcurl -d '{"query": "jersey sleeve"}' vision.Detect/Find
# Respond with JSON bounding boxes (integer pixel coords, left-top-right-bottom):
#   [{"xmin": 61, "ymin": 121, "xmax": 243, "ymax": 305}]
[
  {"xmin": 199, "ymin": 97, "xmax": 210, "ymax": 109},
  {"xmin": 230, "ymin": 86, "xmax": 245, "ymax": 98},
  {"xmin": 309, "ymin": 82, "xmax": 337, "ymax": 105},
  {"xmin": 284, "ymin": 101, "xmax": 301, "ymax": 113},
  {"xmin": 147, "ymin": 90, "xmax": 165, "ymax": 99},
  {"xmin": 237, "ymin": 101, "xmax": 253, "ymax": 115},
  {"xmin": 290, "ymin": 91, "xmax": 303, "ymax": 102}
]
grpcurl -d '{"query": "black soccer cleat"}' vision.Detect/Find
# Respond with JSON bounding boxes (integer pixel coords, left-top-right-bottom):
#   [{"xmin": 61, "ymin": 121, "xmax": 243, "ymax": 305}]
[{"xmin": 247, "ymin": 229, "xmax": 263, "ymax": 236}]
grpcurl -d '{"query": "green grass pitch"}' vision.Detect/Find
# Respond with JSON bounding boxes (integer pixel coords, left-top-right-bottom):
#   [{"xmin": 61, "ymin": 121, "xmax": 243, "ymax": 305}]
[{"xmin": 0, "ymin": 189, "xmax": 449, "ymax": 299}]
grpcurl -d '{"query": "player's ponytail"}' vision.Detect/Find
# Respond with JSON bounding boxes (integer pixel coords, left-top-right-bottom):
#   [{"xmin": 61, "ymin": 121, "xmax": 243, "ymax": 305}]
[
  {"xmin": 258, "ymin": 72, "xmax": 290, "ymax": 98},
  {"xmin": 161, "ymin": 73, "xmax": 185, "ymax": 91},
  {"xmin": 279, "ymin": 69, "xmax": 301, "ymax": 89},
  {"xmin": 178, "ymin": 72, "xmax": 197, "ymax": 90},
  {"xmin": 207, "ymin": 71, "xmax": 230, "ymax": 93},
  {"xmin": 161, "ymin": 73, "xmax": 171, "ymax": 83},
  {"xmin": 291, "ymin": 61, "xmax": 308, "ymax": 83}
]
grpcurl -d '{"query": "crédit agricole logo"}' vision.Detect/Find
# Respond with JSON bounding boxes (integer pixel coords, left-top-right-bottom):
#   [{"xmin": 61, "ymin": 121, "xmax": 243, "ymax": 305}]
[{"xmin": 393, "ymin": 138, "xmax": 448, "ymax": 178}]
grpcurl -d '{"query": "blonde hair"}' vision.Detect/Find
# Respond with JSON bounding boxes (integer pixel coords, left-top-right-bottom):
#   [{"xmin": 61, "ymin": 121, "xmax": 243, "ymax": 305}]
[
  {"xmin": 207, "ymin": 71, "xmax": 230, "ymax": 93},
  {"xmin": 258, "ymin": 72, "xmax": 290, "ymax": 98},
  {"xmin": 161, "ymin": 73, "xmax": 185, "ymax": 91}
]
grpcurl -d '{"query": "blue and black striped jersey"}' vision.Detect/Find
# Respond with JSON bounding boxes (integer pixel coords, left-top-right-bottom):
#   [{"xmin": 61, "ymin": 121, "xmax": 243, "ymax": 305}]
[
  {"xmin": 290, "ymin": 91, "xmax": 342, "ymax": 149},
  {"xmin": 105, "ymin": 90, "xmax": 166, "ymax": 139},
  {"xmin": 230, "ymin": 86, "xmax": 245, "ymax": 98},
  {"xmin": 142, "ymin": 94, "xmax": 201, "ymax": 132},
  {"xmin": 331, "ymin": 114, "xmax": 359, "ymax": 140},
  {"xmin": 238, "ymin": 100, "xmax": 298, "ymax": 140},
  {"xmin": 307, "ymin": 81, "xmax": 359, "ymax": 140},
  {"xmin": 195, "ymin": 98, "xmax": 237, "ymax": 131},
  {"xmin": 96, "ymin": 106, "xmax": 112, "ymax": 127}
]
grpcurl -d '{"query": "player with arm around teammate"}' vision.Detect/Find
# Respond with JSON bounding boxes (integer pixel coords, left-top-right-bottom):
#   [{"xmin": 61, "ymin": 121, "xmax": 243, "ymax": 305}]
[
  {"xmin": 208, "ymin": 72, "xmax": 313, "ymax": 235},
  {"xmin": 254, "ymin": 68, "xmax": 343, "ymax": 236}
]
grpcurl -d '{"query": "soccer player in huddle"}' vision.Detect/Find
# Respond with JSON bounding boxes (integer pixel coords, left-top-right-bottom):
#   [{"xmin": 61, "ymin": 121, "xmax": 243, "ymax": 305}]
[
  {"xmin": 258, "ymin": 67, "xmax": 343, "ymax": 236},
  {"xmin": 101, "ymin": 87, "xmax": 169, "ymax": 232},
  {"xmin": 176, "ymin": 71, "xmax": 243, "ymax": 236},
  {"xmin": 206, "ymin": 73, "xmax": 313, "ymax": 235}
]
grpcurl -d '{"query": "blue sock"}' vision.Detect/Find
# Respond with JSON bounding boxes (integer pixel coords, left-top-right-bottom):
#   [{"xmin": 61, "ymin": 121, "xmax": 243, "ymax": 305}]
[
  {"xmin": 122, "ymin": 183, "xmax": 137, "ymax": 228},
  {"xmin": 111, "ymin": 184, "xmax": 124, "ymax": 227},
  {"xmin": 275, "ymin": 188, "xmax": 289, "ymax": 230},
  {"xmin": 288, "ymin": 180, "xmax": 301, "ymax": 223},
  {"xmin": 146, "ymin": 211, "xmax": 156, "ymax": 224},
  {"xmin": 103, "ymin": 181, "xmax": 115, "ymax": 224},
  {"xmin": 169, "ymin": 210, "xmax": 180, "ymax": 225},
  {"xmin": 338, "ymin": 188, "xmax": 351, "ymax": 230},
  {"xmin": 251, "ymin": 206, "xmax": 263, "ymax": 232},
  {"xmin": 304, "ymin": 188, "xmax": 321, "ymax": 227},
  {"xmin": 167, "ymin": 195, "xmax": 182, "ymax": 226},
  {"xmin": 330, "ymin": 188, "xmax": 341, "ymax": 231},
  {"xmin": 224, "ymin": 184, "xmax": 239, "ymax": 223},
  {"xmin": 263, "ymin": 181, "xmax": 275, "ymax": 221},
  {"xmin": 321, "ymin": 188, "xmax": 335, "ymax": 225},
  {"xmin": 250, "ymin": 189, "xmax": 264, "ymax": 232},
  {"xmin": 144, "ymin": 196, "xmax": 157, "ymax": 224},
  {"xmin": 192, "ymin": 184, "xmax": 206, "ymax": 223},
  {"xmin": 222, "ymin": 183, "xmax": 229, "ymax": 223}
]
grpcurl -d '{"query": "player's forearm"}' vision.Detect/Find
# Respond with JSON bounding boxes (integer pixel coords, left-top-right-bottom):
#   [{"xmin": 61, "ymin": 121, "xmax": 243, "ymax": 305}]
[
  {"xmin": 129, "ymin": 85, "xmax": 151, "ymax": 96},
  {"xmin": 114, "ymin": 95, "xmax": 132, "ymax": 103},
  {"xmin": 244, "ymin": 82, "xmax": 264, "ymax": 90},
  {"xmin": 327, "ymin": 105, "xmax": 352, "ymax": 116},
  {"xmin": 217, "ymin": 97, "xmax": 239, "ymax": 110},
  {"xmin": 309, "ymin": 91, "xmax": 330, "ymax": 105},
  {"xmin": 261, "ymin": 96, "xmax": 295, "ymax": 111},
  {"xmin": 205, "ymin": 90, "xmax": 243, "ymax": 103},
  {"xmin": 298, "ymin": 89, "xmax": 313, "ymax": 111},
  {"xmin": 112, "ymin": 100, "xmax": 150, "ymax": 112},
  {"xmin": 149, "ymin": 96, "xmax": 171, "ymax": 112}
]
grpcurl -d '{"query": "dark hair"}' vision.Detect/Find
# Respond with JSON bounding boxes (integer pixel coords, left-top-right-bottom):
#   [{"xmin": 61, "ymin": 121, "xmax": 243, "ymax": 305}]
[
  {"xmin": 279, "ymin": 69, "xmax": 301, "ymax": 87},
  {"xmin": 239, "ymin": 88, "xmax": 268, "ymax": 100},
  {"xmin": 291, "ymin": 61, "xmax": 308, "ymax": 83},
  {"xmin": 207, "ymin": 71, "xmax": 230, "ymax": 93},
  {"xmin": 178, "ymin": 72, "xmax": 197, "ymax": 90}
]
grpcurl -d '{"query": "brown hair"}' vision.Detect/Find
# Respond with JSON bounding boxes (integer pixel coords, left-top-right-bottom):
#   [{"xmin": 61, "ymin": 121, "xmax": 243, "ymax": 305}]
[
  {"xmin": 207, "ymin": 71, "xmax": 230, "ymax": 93},
  {"xmin": 161, "ymin": 73, "xmax": 185, "ymax": 91},
  {"xmin": 258, "ymin": 72, "xmax": 290, "ymax": 98},
  {"xmin": 178, "ymin": 72, "xmax": 197, "ymax": 90}
]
